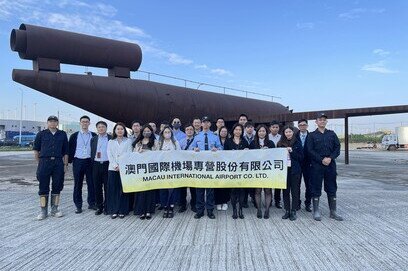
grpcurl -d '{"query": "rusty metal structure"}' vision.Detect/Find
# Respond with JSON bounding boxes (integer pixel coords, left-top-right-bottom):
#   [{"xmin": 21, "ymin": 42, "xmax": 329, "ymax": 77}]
[{"xmin": 10, "ymin": 23, "xmax": 408, "ymax": 164}]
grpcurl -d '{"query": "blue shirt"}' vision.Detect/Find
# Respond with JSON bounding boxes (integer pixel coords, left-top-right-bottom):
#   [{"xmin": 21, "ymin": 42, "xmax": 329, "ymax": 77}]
[
  {"xmin": 191, "ymin": 130, "xmax": 222, "ymax": 151},
  {"xmin": 33, "ymin": 129, "xmax": 69, "ymax": 158},
  {"xmin": 74, "ymin": 130, "xmax": 92, "ymax": 159},
  {"xmin": 173, "ymin": 129, "xmax": 186, "ymax": 142},
  {"xmin": 179, "ymin": 136, "xmax": 195, "ymax": 150}
]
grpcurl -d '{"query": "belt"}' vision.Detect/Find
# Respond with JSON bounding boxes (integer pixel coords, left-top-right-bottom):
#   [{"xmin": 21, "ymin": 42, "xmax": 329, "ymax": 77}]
[
  {"xmin": 94, "ymin": 160, "xmax": 109, "ymax": 164},
  {"xmin": 41, "ymin": 157, "xmax": 61, "ymax": 160}
]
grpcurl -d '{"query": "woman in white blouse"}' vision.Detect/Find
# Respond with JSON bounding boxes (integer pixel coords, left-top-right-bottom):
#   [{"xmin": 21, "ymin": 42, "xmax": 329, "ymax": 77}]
[
  {"xmin": 106, "ymin": 122, "xmax": 133, "ymax": 219},
  {"xmin": 158, "ymin": 126, "xmax": 181, "ymax": 218}
]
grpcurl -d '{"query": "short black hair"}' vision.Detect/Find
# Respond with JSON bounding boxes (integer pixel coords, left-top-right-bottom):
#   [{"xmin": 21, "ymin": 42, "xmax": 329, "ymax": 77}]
[
  {"xmin": 184, "ymin": 123, "xmax": 194, "ymax": 130},
  {"xmin": 160, "ymin": 120, "xmax": 170, "ymax": 126},
  {"xmin": 95, "ymin": 121, "xmax": 107, "ymax": 127},
  {"xmin": 298, "ymin": 119, "xmax": 308, "ymax": 124},
  {"xmin": 239, "ymin": 114, "xmax": 248, "ymax": 120},
  {"xmin": 216, "ymin": 117, "xmax": 225, "ymax": 122},
  {"xmin": 244, "ymin": 121, "xmax": 254, "ymax": 128},
  {"xmin": 270, "ymin": 120, "xmax": 279, "ymax": 126},
  {"xmin": 80, "ymin": 115, "xmax": 90, "ymax": 121},
  {"xmin": 131, "ymin": 120, "xmax": 141, "ymax": 126}
]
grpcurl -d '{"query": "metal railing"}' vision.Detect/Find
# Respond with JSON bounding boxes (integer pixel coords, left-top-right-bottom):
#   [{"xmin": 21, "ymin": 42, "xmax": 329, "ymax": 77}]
[{"xmin": 135, "ymin": 70, "xmax": 281, "ymax": 102}]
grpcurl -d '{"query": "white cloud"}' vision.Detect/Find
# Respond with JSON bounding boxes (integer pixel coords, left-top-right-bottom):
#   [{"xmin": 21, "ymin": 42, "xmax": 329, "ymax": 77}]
[
  {"xmin": 167, "ymin": 53, "xmax": 193, "ymax": 65},
  {"xmin": 373, "ymin": 49, "xmax": 390, "ymax": 57},
  {"xmin": 210, "ymin": 68, "xmax": 233, "ymax": 77},
  {"xmin": 194, "ymin": 64, "xmax": 208, "ymax": 69},
  {"xmin": 339, "ymin": 8, "xmax": 385, "ymax": 19},
  {"xmin": 361, "ymin": 61, "xmax": 398, "ymax": 74},
  {"xmin": 296, "ymin": 22, "xmax": 315, "ymax": 30}
]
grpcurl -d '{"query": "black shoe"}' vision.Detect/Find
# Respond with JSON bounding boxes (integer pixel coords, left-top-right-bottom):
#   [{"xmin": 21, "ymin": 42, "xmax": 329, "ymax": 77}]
[
  {"xmin": 232, "ymin": 208, "xmax": 238, "ymax": 219},
  {"xmin": 305, "ymin": 205, "xmax": 312, "ymax": 212},
  {"xmin": 75, "ymin": 208, "xmax": 82, "ymax": 214},
  {"xmin": 207, "ymin": 210, "xmax": 215, "ymax": 219},
  {"xmin": 119, "ymin": 214, "xmax": 125, "ymax": 219},
  {"xmin": 111, "ymin": 214, "xmax": 118, "ymax": 219},
  {"xmin": 179, "ymin": 205, "xmax": 187, "ymax": 213},
  {"xmin": 194, "ymin": 212, "xmax": 204, "ymax": 219},
  {"xmin": 163, "ymin": 209, "xmax": 169, "ymax": 218},
  {"xmin": 168, "ymin": 207, "xmax": 174, "ymax": 218},
  {"xmin": 256, "ymin": 209, "xmax": 262, "ymax": 219},
  {"xmin": 95, "ymin": 209, "xmax": 103, "ymax": 215},
  {"xmin": 140, "ymin": 214, "xmax": 146, "ymax": 220},
  {"xmin": 290, "ymin": 210, "xmax": 297, "ymax": 221},
  {"xmin": 88, "ymin": 205, "xmax": 97, "ymax": 210},
  {"xmin": 282, "ymin": 210, "xmax": 290, "ymax": 219},
  {"xmin": 191, "ymin": 206, "xmax": 197, "ymax": 213},
  {"xmin": 264, "ymin": 209, "xmax": 270, "ymax": 219},
  {"xmin": 296, "ymin": 205, "xmax": 301, "ymax": 211},
  {"xmin": 146, "ymin": 214, "xmax": 152, "ymax": 220},
  {"xmin": 238, "ymin": 207, "xmax": 244, "ymax": 219},
  {"xmin": 275, "ymin": 202, "xmax": 282, "ymax": 209}
]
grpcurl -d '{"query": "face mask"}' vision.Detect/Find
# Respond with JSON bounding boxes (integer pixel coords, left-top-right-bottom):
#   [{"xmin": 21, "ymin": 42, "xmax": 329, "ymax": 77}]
[
  {"xmin": 173, "ymin": 123, "xmax": 181, "ymax": 129},
  {"xmin": 143, "ymin": 132, "xmax": 152, "ymax": 138},
  {"xmin": 164, "ymin": 133, "xmax": 172, "ymax": 139}
]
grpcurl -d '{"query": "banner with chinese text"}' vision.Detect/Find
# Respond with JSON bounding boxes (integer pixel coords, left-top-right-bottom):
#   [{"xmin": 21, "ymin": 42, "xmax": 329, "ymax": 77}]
[{"xmin": 119, "ymin": 148, "xmax": 288, "ymax": 192}]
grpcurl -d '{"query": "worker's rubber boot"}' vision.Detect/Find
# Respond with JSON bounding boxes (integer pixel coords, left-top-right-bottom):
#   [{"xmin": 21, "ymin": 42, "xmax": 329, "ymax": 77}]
[
  {"xmin": 312, "ymin": 197, "xmax": 322, "ymax": 221},
  {"xmin": 37, "ymin": 195, "xmax": 49, "ymax": 220},
  {"xmin": 328, "ymin": 196, "xmax": 343, "ymax": 221}
]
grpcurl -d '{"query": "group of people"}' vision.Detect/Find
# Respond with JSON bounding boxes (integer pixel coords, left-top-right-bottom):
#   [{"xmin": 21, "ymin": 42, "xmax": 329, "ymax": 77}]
[{"xmin": 33, "ymin": 112, "xmax": 344, "ymax": 222}]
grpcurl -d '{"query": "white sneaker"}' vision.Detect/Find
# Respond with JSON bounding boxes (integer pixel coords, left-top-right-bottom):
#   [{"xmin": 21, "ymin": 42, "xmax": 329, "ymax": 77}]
[
  {"xmin": 222, "ymin": 204, "xmax": 228, "ymax": 211},
  {"xmin": 216, "ymin": 204, "xmax": 222, "ymax": 211}
]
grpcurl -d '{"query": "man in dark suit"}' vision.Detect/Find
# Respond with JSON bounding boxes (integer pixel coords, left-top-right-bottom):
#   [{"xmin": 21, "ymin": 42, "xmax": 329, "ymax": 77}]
[
  {"xmin": 68, "ymin": 116, "xmax": 97, "ymax": 213},
  {"xmin": 91, "ymin": 121, "xmax": 111, "ymax": 215},
  {"xmin": 296, "ymin": 119, "xmax": 312, "ymax": 212}
]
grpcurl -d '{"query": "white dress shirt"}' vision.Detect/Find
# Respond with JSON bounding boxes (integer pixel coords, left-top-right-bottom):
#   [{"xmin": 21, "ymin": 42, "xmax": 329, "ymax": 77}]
[{"xmin": 268, "ymin": 133, "xmax": 281, "ymax": 146}]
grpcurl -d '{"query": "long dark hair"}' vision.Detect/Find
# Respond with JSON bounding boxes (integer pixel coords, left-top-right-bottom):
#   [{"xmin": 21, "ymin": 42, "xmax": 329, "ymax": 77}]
[
  {"xmin": 218, "ymin": 126, "xmax": 229, "ymax": 146},
  {"xmin": 278, "ymin": 125, "xmax": 297, "ymax": 147},
  {"xmin": 231, "ymin": 123, "xmax": 244, "ymax": 139},
  {"xmin": 254, "ymin": 124, "xmax": 273, "ymax": 147},
  {"xmin": 112, "ymin": 122, "xmax": 128, "ymax": 139},
  {"xmin": 133, "ymin": 124, "xmax": 155, "ymax": 149},
  {"xmin": 159, "ymin": 125, "xmax": 177, "ymax": 149}
]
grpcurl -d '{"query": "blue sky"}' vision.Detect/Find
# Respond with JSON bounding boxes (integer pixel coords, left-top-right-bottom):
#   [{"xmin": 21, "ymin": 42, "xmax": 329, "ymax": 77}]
[{"xmin": 0, "ymin": 0, "xmax": 407, "ymax": 132}]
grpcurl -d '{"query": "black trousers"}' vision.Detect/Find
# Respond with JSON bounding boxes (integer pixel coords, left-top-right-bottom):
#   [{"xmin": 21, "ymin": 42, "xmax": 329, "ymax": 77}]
[
  {"xmin": 274, "ymin": 189, "xmax": 282, "ymax": 204},
  {"xmin": 92, "ymin": 161, "xmax": 109, "ymax": 210},
  {"xmin": 283, "ymin": 170, "xmax": 301, "ymax": 211},
  {"xmin": 179, "ymin": 187, "xmax": 196, "ymax": 207},
  {"xmin": 72, "ymin": 158, "xmax": 95, "ymax": 209},
  {"xmin": 37, "ymin": 158, "xmax": 64, "ymax": 195},
  {"xmin": 230, "ymin": 188, "xmax": 245, "ymax": 207},
  {"xmin": 300, "ymin": 161, "xmax": 312, "ymax": 206},
  {"xmin": 215, "ymin": 188, "xmax": 230, "ymax": 205}
]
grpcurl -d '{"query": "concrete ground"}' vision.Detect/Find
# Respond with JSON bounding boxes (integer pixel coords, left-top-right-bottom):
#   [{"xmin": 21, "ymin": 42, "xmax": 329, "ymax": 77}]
[{"xmin": 0, "ymin": 150, "xmax": 407, "ymax": 271}]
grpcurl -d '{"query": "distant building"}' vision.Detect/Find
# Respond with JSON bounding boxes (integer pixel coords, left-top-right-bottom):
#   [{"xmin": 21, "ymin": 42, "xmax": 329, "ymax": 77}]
[{"xmin": 0, "ymin": 119, "xmax": 47, "ymax": 140}]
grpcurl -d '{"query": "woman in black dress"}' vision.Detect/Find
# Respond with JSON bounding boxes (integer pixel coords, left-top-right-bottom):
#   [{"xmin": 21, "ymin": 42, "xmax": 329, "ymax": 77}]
[
  {"xmin": 249, "ymin": 124, "xmax": 275, "ymax": 219},
  {"xmin": 215, "ymin": 126, "xmax": 230, "ymax": 211},
  {"xmin": 224, "ymin": 123, "xmax": 249, "ymax": 219},
  {"xmin": 133, "ymin": 124, "xmax": 159, "ymax": 220},
  {"xmin": 277, "ymin": 125, "xmax": 304, "ymax": 221}
]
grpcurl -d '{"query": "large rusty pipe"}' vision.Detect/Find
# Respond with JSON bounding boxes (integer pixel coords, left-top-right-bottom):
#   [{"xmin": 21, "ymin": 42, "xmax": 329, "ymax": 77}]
[{"xmin": 10, "ymin": 24, "xmax": 142, "ymax": 70}]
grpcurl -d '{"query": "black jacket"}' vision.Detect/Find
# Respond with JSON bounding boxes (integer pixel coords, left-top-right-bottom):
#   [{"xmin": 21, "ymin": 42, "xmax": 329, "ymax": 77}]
[
  {"xmin": 296, "ymin": 131, "xmax": 310, "ymax": 163},
  {"xmin": 68, "ymin": 131, "xmax": 97, "ymax": 163},
  {"xmin": 224, "ymin": 137, "xmax": 249, "ymax": 150},
  {"xmin": 278, "ymin": 139, "xmax": 304, "ymax": 175},
  {"xmin": 249, "ymin": 139, "xmax": 275, "ymax": 149},
  {"xmin": 90, "ymin": 134, "xmax": 112, "ymax": 160},
  {"xmin": 307, "ymin": 129, "xmax": 340, "ymax": 165}
]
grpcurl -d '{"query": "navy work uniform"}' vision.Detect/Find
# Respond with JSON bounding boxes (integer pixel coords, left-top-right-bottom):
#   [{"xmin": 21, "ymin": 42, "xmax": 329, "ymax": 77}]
[
  {"xmin": 33, "ymin": 117, "xmax": 68, "ymax": 220},
  {"xmin": 307, "ymin": 113, "xmax": 343, "ymax": 221},
  {"xmin": 296, "ymin": 130, "xmax": 312, "ymax": 211}
]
